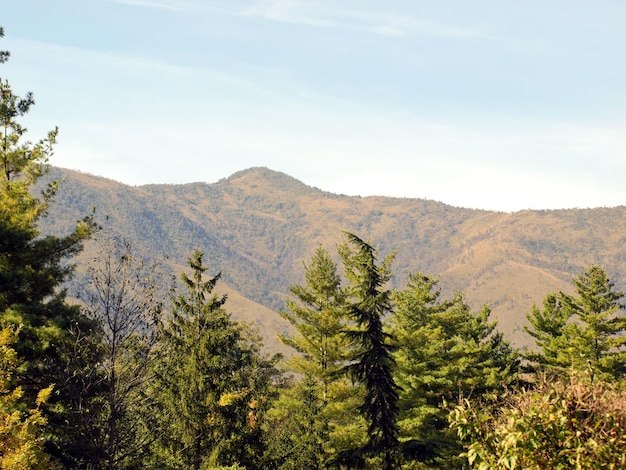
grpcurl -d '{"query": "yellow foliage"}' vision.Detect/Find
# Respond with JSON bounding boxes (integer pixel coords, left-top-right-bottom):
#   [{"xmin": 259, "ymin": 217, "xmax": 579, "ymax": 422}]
[{"xmin": 0, "ymin": 328, "xmax": 58, "ymax": 469}]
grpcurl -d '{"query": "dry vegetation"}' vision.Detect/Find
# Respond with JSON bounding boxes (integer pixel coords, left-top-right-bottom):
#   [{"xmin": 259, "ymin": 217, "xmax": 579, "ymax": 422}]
[{"xmin": 41, "ymin": 166, "xmax": 626, "ymax": 351}]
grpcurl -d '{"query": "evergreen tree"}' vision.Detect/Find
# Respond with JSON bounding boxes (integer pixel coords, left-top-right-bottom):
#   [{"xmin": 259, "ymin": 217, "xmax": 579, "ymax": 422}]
[
  {"xmin": 565, "ymin": 265, "xmax": 626, "ymax": 377},
  {"xmin": 280, "ymin": 245, "xmax": 349, "ymax": 396},
  {"xmin": 336, "ymin": 232, "xmax": 399, "ymax": 469},
  {"xmin": 390, "ymin": 272, "xmax": 519, "ymax": 468},
  {"xmin": 524, "ymin": 292, "xmax": 570, "ymax": 374},
  {"xmin": 149, "ymin": 250, "xmax": 279, "ymax": 470},
  {"xmin": 0, "ymin": 27, "xmax": 98, "ymax": 465},
  {"xmin": 268, "ymin": 246, "xmax": 365, "ymax": 468},
  {"xmin": 264, "ymin": 375, "xmax": 329, "ymax": 470},
  {"xmin": 525, "ymin": 265, "xmax": 626, "ymax": 380}
]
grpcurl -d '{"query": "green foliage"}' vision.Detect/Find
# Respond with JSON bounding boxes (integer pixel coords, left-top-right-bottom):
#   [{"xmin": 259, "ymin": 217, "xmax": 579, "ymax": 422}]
[
  {"xmin": 0, "ymin": 28, "xmax": 99, "ymax": 466},
  {"xmin": 525, "ymin": 265, "xmax": 626, "ymax": 379},
  {"xmin": 449, "ymin": 373, "xmax": 626, "ymax": 469},
  {"xmin": 390, "ymin": 273, "xmax": 519, "ymax": 468},
  {"xmin": 268, "ymin": 246, "xmax": 365, "ymax": 468},
  {"xmin": 276, "ymin": 236, "xmax": 520, "ymax": 469},
  {"xmin": 149, "ymin": 250, "xmax": 279, "ymax": 470},
  {"xmin": 264, "ymin": 375, "xmax": 329, "ymax": 470},
  {"xmin": 0, "ymin": 58, "xmax": 91, "ymax": 312},
  {"xmin": 280, "ymin": 246, "xmax": 349, "ymax": 392},
  {"xmin": 337, "ymin": 232, "xmax": 400, "ymax": 469}
]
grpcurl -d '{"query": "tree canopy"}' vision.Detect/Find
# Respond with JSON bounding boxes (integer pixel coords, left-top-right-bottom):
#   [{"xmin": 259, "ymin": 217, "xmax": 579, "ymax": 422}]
[{"xmin": 525, "ymin": 265, "xmax": 626, "ymax": 379}]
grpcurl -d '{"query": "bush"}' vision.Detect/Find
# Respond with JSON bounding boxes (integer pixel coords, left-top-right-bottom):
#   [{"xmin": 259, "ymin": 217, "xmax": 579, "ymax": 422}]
[{"xmin": 449, "ymin": 373, "xmax": 626, "ymax": 469}]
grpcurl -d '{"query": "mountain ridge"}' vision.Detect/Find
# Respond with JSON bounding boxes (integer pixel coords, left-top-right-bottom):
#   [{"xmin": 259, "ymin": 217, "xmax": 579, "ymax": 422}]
[{"xmin": 40, "ymin": 166, "xmax": 626, "ymax": 350}]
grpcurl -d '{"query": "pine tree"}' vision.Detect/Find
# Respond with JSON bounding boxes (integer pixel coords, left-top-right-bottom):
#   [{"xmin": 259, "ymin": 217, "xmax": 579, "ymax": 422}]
[
  {"xmin": 280, "ymin": 245, "xmax": 349, "ymax": 396},
  {"xmin": 565, "ymin": 265, "xmax": 626, "ymax": 377},
  {"xmin": 525, "ymin": 265, "xmax": 626, "ymax": 380},
  {"xmin": 389, "ymin": 272, "xmax": 450, "ymax": 463},
  {"xmin": 268, "ymin": 246, "xmax": 364, "ymax": 468},
  {"xmin": 0, "ymin": 26, "xmax": 98, "ymax": 465},
  {"xmin": 524, "ymin": 292, "xmax": 570, "ymax": 374},
  {"xmin": 390, "ymin": 273, "xmax": 519, "ymax": 467}
]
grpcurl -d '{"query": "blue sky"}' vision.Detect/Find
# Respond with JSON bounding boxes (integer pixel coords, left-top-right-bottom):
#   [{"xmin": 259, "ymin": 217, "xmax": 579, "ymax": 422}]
[{"xmin": 3, "ymin": 0, "xmax": 626, "ymax": 211}]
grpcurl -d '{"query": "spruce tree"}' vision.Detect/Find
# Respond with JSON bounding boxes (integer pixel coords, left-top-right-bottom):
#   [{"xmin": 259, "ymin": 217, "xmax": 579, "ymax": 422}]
[{"xmin": 150, "ymin": 250, "xmax": 279, "ymax": 470}]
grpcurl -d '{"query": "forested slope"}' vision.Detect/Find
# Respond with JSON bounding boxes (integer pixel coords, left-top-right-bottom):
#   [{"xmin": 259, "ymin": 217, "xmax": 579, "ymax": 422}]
[{"xmin": 41, "ymin": 166, "xmax": 626, "ymax": 348}]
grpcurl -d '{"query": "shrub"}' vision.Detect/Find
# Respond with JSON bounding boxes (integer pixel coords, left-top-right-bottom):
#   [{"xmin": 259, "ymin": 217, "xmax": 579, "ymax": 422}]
[{"xmin": 449, "ymin": 373, "xmax": 626, "ymax": 469}]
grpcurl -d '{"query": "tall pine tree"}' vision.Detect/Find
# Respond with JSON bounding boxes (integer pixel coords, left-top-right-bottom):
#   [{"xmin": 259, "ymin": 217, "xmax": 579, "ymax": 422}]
[
  {"xmin": 390, "ymin": 272, "xmax": 519, "ymax": 468},
  {"xmin": 268, "ymin": 246, "xmax": 364, "ymax": 469},
  {"xmin": 280, "ymin": 245, "xmax": 349, "ymax": 396}
]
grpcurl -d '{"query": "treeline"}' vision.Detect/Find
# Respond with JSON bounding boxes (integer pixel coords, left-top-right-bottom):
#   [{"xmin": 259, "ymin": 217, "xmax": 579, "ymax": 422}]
[{"xmin": 3, "ymin": 29, "xmax": 626, "ymax": 469}]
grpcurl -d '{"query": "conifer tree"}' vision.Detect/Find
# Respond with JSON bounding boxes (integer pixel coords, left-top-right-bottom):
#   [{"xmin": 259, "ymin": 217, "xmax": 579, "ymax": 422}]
[
  {"xmin": 268, "ymin": 246, "xmax": 364, "ymax": 468},
  {"xmin": 389, "ymin": 272, "xmax": 450, "ymax": 458},
  {"xmin": 150, "ymin": 250, "xmax": 279, "ymax": 470},
  {"xmin": 264, "ymin": 375, "xmax": 329, "ymax": 470},
  {"xmin": 524, "ymin": 292, "xmax": 570, "ymax": 373},
  {"xmin": 390, "ymin": 272, "xmax": 518, "ymax": 467},
  {"xmin": 525, "ymin": 265, "xmax": 626, "ymax": 379},
  {"xmin": 280, "ymin": 245, "xmax": 349, "ymax": 395},
  {"xmin": 0, "ymin": 27, "xmax": 98, "ymax": 465},
  {"xmin": 0, "ymin": 326, "xmax": 58, "ymax": 469},
  {"xmin": 336, "ymin": 232, "xmax": 399, "ymax": 469}
]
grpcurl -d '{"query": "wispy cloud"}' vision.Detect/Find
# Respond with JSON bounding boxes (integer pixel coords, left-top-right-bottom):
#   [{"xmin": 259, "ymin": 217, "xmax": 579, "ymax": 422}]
[
  {"xmin": 238, "ymin": 0, "xmax": 485, "ymax": 39},
  {"xmin": 106, "ymin": 0, "xmax": 192, "ymax": 11},
  {"xmin": 241, "ymin": 0, "xmax": 338, "ymax": 27},
  {"xmin": 337, "ymin": 9, "xmax": 486, "ymax": 39}
]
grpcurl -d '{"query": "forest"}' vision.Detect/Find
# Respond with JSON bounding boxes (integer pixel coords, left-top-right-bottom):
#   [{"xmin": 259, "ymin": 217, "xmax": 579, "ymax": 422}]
[{"xmin": 3, "ymin": 27, "xmax": 626, "ymax": 470}]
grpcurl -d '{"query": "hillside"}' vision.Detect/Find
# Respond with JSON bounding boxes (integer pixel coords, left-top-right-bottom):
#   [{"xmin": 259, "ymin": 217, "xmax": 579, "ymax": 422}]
[{"xmin": 40, "ymin": 166, "xmax": 626, "ymax": 350}]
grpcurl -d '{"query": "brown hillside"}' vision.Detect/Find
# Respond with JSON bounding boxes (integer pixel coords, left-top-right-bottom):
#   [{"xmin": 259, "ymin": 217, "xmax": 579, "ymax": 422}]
[{"xmin": 40, "ymin": 166, "xmax": 626, "ymax": 351}]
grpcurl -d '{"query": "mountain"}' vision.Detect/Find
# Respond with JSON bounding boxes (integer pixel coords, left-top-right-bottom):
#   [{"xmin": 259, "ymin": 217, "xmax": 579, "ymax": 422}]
[{"xmin": 40, "ymin": 166, "xmax": 626, "ymax": 351}]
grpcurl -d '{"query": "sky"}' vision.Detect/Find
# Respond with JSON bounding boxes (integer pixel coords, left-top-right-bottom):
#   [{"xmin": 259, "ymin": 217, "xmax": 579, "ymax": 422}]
[{"xmin": 2, "ymin": 0, "xmax": 626, "ymax": 211}]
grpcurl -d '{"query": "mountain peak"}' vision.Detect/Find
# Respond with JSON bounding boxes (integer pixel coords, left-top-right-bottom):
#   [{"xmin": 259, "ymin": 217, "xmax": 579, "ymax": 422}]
[{"xmin": 220, "ymin": 167, "xmax": 323, "ymax": 195}]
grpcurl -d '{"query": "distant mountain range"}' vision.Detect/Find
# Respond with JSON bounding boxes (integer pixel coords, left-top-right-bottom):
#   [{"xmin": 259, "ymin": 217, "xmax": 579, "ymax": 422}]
[{"xmin": 40, "ymin": 166, "xmax": 626, "ymax": 352}]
